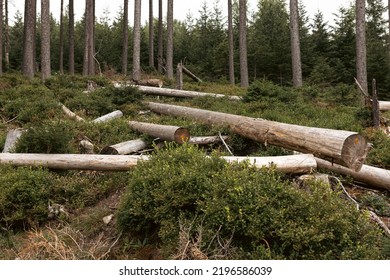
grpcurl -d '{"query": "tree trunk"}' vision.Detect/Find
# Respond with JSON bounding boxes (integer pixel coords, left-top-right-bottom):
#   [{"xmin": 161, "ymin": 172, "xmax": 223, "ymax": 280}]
[
  {"xmin": 136, "ymin": 85, "xmax": 242, "ymax": 100},
  {"xmin": 158, "ymin": 0, "xmax": 163, "ymax": 73},
  {"xmin": 0, "ymin": 0, "xmax": 3, "ymax": 75},
  {"xmin": 68, "ymin": 0, "xmax": 75, "ymax": 74},
  {"xmin": 22, "ymin": 0, "xmax": 36, "ymax": 79},
  {"xmin": 129, "ymin": 121, "xmax": 190, "ymax": 144},
  {"xmin": 83, "ymin": 0, "xmax": 94, "ymax": 76},
  {"xmin": 92, "ymin": 110, "xmax": 123, "ymax": 123},
  {"xmin": 41, "ymin": 0, "xmax": 51, "ymax": 81},
  {"xmin": 372, "ymin": 79, "xmax": 380, "ymax": 128},
  {"xmin": 148, "ymin": 102, "xmax": 369, "ymax": 171},
  {"xmin": 238, "ymin": 0, "xmax": 249, "ymax": 87},
  {"xmin": 132, "ymin": 0, "xmax": 141, "ymax": 81},
  {"xmin": 149, "ymin": 0, "xmax": 154, "ymax": 68},
  {"xmin": 122, "ymin": 0, "xmax": 129, "ymax": 75},
  {"xmin": 188, "ymin": 135, "xmax": 229, "ymax": 145},
  {"xmin": 356, "ymin": 0, "xmax": 368, "ymax": 98},
  {"xmin": 4, "ymin": 0, "xmax": 9, "ymax": 70},
  {"xmin": 59, "ymin": 0, "xmax": 64, "ymax": 74},
  {"xmin": 166, "ymin": 0, "xmax": 174, "ymax": 79},
  {"xmin": 101, "ymin": 139, "xmax": 148, "ymax": 155},
  {"xmin": 176, "ymin": 63, "xmax": 183, "ymax": 90},
  {"xmin": 182, "ymin": 65, "xmax": 203, "ymax": 82},
  {"xmin": 0, "ymin": 153, "xmax": 145, "ymax": 171},
  {"xmin": 290, "ymin": 0, "xmax": 303, "ymax": 87},
  {"xmin": 224, "ymin": 154, "xmax": 316, "ymax": 174},
  {"xmin": 228, "ymin": 0, "xmax": 235, "ymax": 85},
  {"xmin": 316, "ymin": 158, "xmax": 390, "ymax": 191}
]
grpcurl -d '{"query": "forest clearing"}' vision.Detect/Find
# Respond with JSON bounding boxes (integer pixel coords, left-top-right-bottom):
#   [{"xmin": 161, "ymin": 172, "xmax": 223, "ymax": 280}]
[{"xmin": 0, "ymin": 0, "xmax": 390, "ymax": 260}]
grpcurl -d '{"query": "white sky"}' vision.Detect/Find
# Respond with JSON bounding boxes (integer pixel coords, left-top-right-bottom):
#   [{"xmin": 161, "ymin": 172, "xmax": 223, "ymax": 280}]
[{"xmin": 7, "ymin": 0, "xmax": 361, "ymax": 26}]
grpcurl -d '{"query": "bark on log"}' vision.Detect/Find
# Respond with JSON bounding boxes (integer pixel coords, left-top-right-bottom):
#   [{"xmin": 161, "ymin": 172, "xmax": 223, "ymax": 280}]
[
  {"xmin": 129, "ymin": 121, "xmax": 190, "ymax": 144},
  {"xmin": 137, "ymin": 86, "xmax": 242, "ymax": 101},
  {"xmin": 189, "ymin": 135, "xmax": 229, "ymax": 145},
  {"xmin": 0, "ymin": 153, "xmax": 147, "ymax": 171},
  {"xmin": 148, "ymin": 102, "xmax": 369, "ymax": 171},
  {"xmin": 316, "ymin": 157, "xmax": 390, "ymax": 191},
  {"xmin": 137, "ymin": 78, "xmax": 163, "ymax": 88},
  {"xmin": 101, "ymin": 138, "xmax": 148, "ymax": 155},
  {"xmin": 379, "ymin": 101, "xmax": 390, "ymax": 111},
  {"xmin": 2, "ymin": 129, "xmax": 25, "ymax": 153},
  {"xmin": 176, "ymin": 63, "xmax": 183, "ymax": 90},
  {"xmin": 182, "ymin": 65, "xmax": 202, "ymax": 82},
  {"xmin": 92, "ymin": 110, "xmax": 123, "ymax": 123},
  {"xmin": 60, "ymin": 103, "xmax": 85, "ymax": 122},
  {"xmin": 222, "ymin": 154, "xmax": 316, "ymax": 174}
]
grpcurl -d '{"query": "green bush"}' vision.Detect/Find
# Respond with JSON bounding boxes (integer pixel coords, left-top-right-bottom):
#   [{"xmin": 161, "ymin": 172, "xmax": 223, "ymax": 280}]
[
  {"xmin": 117, "ymin": 144, "xmax": 384, "ymax": 259},
  {"xmin": 0, "ymin": 166, "xmax": 53, "ymax": 229},
  {"xmin": 244, "ymin": 80, "xmax": 296, "ymax": 103},
  {"xmin": 15, "ymin": 121, "xmax": 75, "ymax": 154},
  {"xmin": 364, "ymin": 129, "xmax": 390, "ymax": 168},
  {"xmin": 95, "ymin": 85, "xmax": 143, "ymax": 106}
]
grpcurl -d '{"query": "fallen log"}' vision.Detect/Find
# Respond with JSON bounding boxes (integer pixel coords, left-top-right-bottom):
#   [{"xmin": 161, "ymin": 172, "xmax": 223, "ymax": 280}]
[
  {"xmin": 137, "ymin": 78, "xmax": 163, "ymax": 88},
  {"xmin": 92, "ymin": 110, "xmax": 123, "ymax": 123},
  {"xmin": 182, "ymin": 65, "xmax": 203, "ymax": 83},
  {"xmin": 101, "ymin": 139, "xmax": 149, "ymax": 155},
  {"xmin": 137, "ymin": 86, "xmax": 242, "ymax": 101},
  {"xmin": 379, "ymin": 101, "xmax": 390, "ymax": 111},
  {"xmin": 0, "ymin": 153, "xmax": 315, "ymax": 174},
  {"xmin": 128, "ymin": 121, "xmax": 190, "ymax": 144},
  {"xmin": 79, "ymin": 139, "xmax": 94, "ymax": 154},
  {"xmin": 188, "ymin": 135, "xmax": 229, "ymax": 145},
  {"xmin": 60, "ymin": 103, "xmax": 85, "ymax": 122},
  {"xmin": 223, "ymin": 154, "xmax": 316, "ymax": 174},
  {"xmin": 316, "ymin": 157, "xmax": 390, "ymax": 191},
  {"xmin": 2, "ymin": 129, "xmax": 25, "ymax": 153},
  {"xmin": 148, "ymin": 102, "xmax": 369, "ymax": 171},
  {"xmin": 0, "ymin": 153, "xmax": 147, "ymax": 171}
]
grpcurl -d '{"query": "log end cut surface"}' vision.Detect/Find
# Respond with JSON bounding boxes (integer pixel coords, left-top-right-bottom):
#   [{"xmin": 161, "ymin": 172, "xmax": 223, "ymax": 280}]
[
  {"xmin": 174, "ymin": 127, "xmax": 190, "ymax": 144},
  {"xmin": 341, "ymin": 134, "xmax": 369, "ymax": 172}
]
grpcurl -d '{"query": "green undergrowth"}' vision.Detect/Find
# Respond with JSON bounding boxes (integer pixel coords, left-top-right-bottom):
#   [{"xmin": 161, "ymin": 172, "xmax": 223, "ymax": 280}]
[{"xmin": 117, "ymin": 144, "xmax": 386, "ymax": 260}]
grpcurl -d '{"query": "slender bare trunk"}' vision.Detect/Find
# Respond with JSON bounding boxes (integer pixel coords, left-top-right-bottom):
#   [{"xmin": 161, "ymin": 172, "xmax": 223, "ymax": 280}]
[
  {"xmin": 166, "ymin": 0, "xmax": 174, "ymax": 79},
  {"xmin": 356, "ymin": 0, "xmax": 368, "ymax": 96},
  {"xmin": 228, "ymin": 0, "xmax": 235, "ymax": 85},
  {"xmin": 122, "ymin": 0, "xmax": 129, "ymax": 75},
  {"xmin": 239, "ymin": 0, "xmax": 249, "ymax": 87},
  {"xmin": 132, "ymin": 0, "xmax": 141, "ymax": 81},
  {"xmin": 59, "ymin": 0, "xmax": 64, "ymax": 74},
  {"xmin": 158, "ymin": 0, "xmax": 163, "ymax": 73},
  {"xmin": 83, "ymin": 0, "xmax": 95, "ymax": 76},
  {"xmin": 4, "ymin": 0, "xmax": 9, "ymax": 70},
  {"xmin": 22, "ymin": 0, "xmax": 36, "ymax": 79},
  {"xmin": 0, "ymin": 0, "xmax": 3, "ymax": 75},
  {"xmin": 41, "ymin": 0, "xmax": 51, "ymax": 81},
  {"xmin": 149, "ymin": 0, "xmax": 154, "ymax": 68},
  {"xmin": 290, "ymin": 0, "xmax": 302, "ymax": 87},
  {"xmin": 68, "ymin": 0, "xmax": 75, "ymax": 74}
]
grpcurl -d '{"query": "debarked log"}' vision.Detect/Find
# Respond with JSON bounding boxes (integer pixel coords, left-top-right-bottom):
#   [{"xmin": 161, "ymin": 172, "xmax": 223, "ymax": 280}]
[
  {"xmin": 0, "ymin": 153, "xmax": 316, "ymax": 174},
  {"xmin": 188, "ymin": 135, "xmax": 229, "ymax": 145},
  {"xmin": 222, "ymin": 154, "xmax": 317, "ymax": 174},
  {"xmin": 128, "ymin": 121, "xmax": 190, "ymax": 144},
  {"xmin": 137, "ymin": 86, "xmax": 242, "ymax": 101},
  {"xmin": 2, "ymin": 129, "xmax": 25, "ymax": 153},
  {"xmin": 0, "ymin": 153, "xmax": 147, "ymax": 171},
  {"xmin": 60, "ymin": 103, "xmax": 85, "ymax": 122},
  {"xmin": 101, "ymin": 138, "xmax": 148, "ymax": 155},
  {"xmin": 92, "ymin": 110, "xmax": 123, "ymax": 123},
  {"xmin": 379, "ymin": 101, "xmax": 390, "ymax": 111},
  {"xmin": 316, "ymin": 158, "xmax": 390, "ymax": 191},
  {"xmin": 148, "ymin": 102, "xmax": 369, "ymax": 171}
]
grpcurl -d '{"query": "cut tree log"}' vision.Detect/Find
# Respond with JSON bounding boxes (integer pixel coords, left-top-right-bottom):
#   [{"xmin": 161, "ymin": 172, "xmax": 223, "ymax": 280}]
[
  {"xmin": 60, "ymin": 103, "xmax": 85, "ymax": 122},
  {"xmin": 188, "ymin": 135, "xmax": 229, "ymax": 145},
  {"xmin": 222, "ymin": 154, "xmax": 316, "ymax": 174},
  {"xmin": 92, "ymin": 110, "xmax": 123, "ymax": 123},
  {"xmin": 316, "ymin": 157, "xmax": 390, "ymax": 191},
  {"xmin": 148, "ymin": 102, "xmax": 369, "ymax": 171},
  {"xmin": 2, "ymin": 129, "xmax": 25, "ymax": 153},
  {"xmin": 0, "ymin": 153, "xmax": 316, "ymax": 174},
  {"xmin": 137, "ymin": 86, "xmax": 242, "ymax": 101},
  {"xmin": 101, "ymin": 138, "xmax": 148, "ymax": 155},
  {"xmin": 379, "ymin": 101, "xmax": 390, "ymax": 111},
  {"xmin": 176, "ymin": 63, "xmax": 183, "ymax": 90},
  {"xmin": 0, "ymin": 153, "xmax": 147, "ymax": 171},
  {"xmin": 129, "ymin": 121, "xmax": 190, "ymax": 144},
  {"xmin": 137, "ymin": 78, "xmax": 163, "ymax": 88},
  {"xmin": 79, "ymin": 139, "xmax": 94, "ymax": 154}
]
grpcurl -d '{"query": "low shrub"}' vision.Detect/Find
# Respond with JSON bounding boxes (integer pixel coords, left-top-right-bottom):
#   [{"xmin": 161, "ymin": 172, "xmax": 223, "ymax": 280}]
[
  {"xmin": 117, "ymin": 144, "xmax": 384, "ymax": 259},
  {"xmin": 244, "ymin": 80, "xmax": 296, "ymax": 103}
]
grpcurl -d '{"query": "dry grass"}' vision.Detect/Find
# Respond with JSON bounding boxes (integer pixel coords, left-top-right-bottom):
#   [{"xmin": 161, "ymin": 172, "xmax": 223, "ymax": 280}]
[{"xmin": 13, "ymin": 223, "xmax": 121, "ymax": 260}]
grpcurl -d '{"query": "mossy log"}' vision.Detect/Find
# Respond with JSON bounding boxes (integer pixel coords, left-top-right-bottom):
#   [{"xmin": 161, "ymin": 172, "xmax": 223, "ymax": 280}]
[
  {"xmin": 316, "ymin": 158, "xmax": 390, "ymax": 191},
  {"xmin": 148, "ymin": 102, "xmax": 369, "ymax": 171},
  {"xmin": 128, "ymin": 121, "xmax": 190, "ymax": 144}
]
